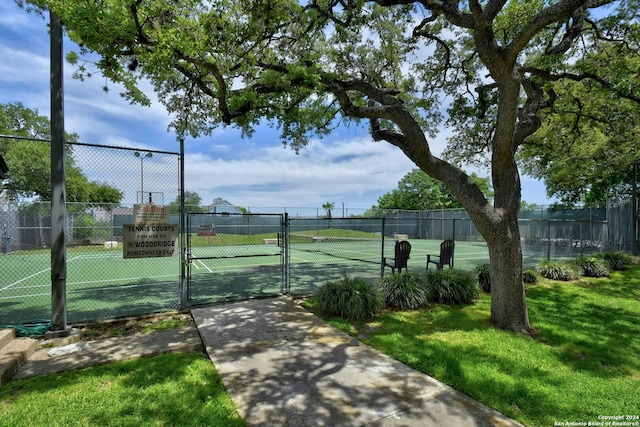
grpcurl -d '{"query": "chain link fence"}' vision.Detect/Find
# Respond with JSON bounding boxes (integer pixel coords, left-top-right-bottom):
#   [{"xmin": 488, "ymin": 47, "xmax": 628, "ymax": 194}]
[
  {"xmin": 1, "ymin": 134, "xmax": 636, "ymax": 327},
  {"xmin": 287, "ymin": 217, "xmax": 386, "ymax": 295},
  {"xmin": 185, "ymin": 212, "xmax": 284, "ymax": 306},
  {"xmin": 1, "ymin": 140, "xmax": 181, "ymax": 325}
]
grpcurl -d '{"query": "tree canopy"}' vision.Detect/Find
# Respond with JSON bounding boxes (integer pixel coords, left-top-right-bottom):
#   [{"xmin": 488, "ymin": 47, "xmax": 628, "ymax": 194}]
[
  {"xmin": 518, "ymin": 41, "xmax": 640, "ymax": 207},
  {"xmin": 0, "ymin": 102, "xmax": 123, "ymax": 206},
  {"xmin": 376, "ymin": 169, "xmax": 493, "ymax": 211},
  {"xmin": 167, "ymin": 191, "xmax": 206, "ymax": 213},
  {"xmin": 27, "ymin": 0, "xmax": 640, "ymax": 333}
]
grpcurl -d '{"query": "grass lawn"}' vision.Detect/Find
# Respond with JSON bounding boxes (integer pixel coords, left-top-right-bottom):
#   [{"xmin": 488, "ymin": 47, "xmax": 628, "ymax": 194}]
[
  {"xmin": 304, "ymin": 266, "xmax": 640, "ymax": 427},
  {"xmin": 0, "ymin": 352, "xmax": 245, "ymax": 427}
]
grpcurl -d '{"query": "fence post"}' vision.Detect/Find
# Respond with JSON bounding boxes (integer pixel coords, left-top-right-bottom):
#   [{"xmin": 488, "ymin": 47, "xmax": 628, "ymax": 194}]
[
  {"xmin": 452, "ymin": 219, "xmax": 456, "ymax": 268},
  {"xmin": 633, "ymin": 163, "xmax": 638, "ymax": 255},
  {"xmin": 579, "ymin": 220, "xmax": 584, "ymax": 258},
  {"xmin": 380, "ymin": 217, "xmax": 386, "ymax": 277},
  {"xmin": 283, "ymin": 212, "xmax": 290, "ymax": 294},
  {"xmin": 46, "ymin": 11, "xmax": 71, "ymax": 339},
  {"xmin": 547, "ymin": 220, "xmax": 551, "ymax": 261},
  {"xmin": 179, "ymin": 138, "xmax": 187, "ymax": 309}
]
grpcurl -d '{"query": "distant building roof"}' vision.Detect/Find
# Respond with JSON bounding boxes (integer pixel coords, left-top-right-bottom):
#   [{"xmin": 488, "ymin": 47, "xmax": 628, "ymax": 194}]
[{"xmin": 208, "ymin": 198, "xmax": 241, "ymax": 214}]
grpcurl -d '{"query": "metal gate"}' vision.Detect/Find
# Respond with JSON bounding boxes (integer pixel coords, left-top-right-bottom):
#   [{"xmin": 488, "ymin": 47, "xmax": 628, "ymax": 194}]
[{"xmin": 185, "ymin": 213, "xmax": 286, "ymax": 305}]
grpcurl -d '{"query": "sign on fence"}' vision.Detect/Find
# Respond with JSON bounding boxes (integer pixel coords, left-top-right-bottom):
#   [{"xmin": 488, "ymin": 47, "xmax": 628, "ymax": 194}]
[
  {"xmin": 197, "ymin": 223, "xmax": 216, "ymax": 236},
  {"xmin": 132, "ymin": 204, "xmax": 170, "ymax": 225},
  {"xmin": 123, "ymin": 204, "xmax": 178, "ymax": 258},
  {"xmin": 122, "ymin": 224, "xmax": 179, "ymax": 258}
]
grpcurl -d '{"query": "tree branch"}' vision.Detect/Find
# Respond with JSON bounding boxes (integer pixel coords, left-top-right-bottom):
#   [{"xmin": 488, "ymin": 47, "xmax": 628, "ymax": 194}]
[
  {"xmin": 506, "ymin": 0, "xmax": 612, "ymax": 62},
  {"xmin": 522, "ymin": 67, "xmax": 640, "ymax": 104}
]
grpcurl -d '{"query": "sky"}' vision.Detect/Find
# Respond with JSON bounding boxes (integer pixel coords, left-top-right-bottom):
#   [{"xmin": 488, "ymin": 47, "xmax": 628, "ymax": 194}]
[{"xmin": 0, "ymin": 2, "xmax": 556, "ymax": 215}]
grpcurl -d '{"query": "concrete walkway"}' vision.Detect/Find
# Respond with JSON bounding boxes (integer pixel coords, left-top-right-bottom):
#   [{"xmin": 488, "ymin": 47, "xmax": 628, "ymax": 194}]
[{"xmin": 192, "ymin": 297, "xmax": 523, "ymax": 427}]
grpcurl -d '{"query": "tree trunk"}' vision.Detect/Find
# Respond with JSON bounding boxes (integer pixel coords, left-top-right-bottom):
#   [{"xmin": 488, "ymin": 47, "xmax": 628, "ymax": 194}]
[{"xmin": 484, "ymin": 212, "xmax": 532, "ymax": 334}]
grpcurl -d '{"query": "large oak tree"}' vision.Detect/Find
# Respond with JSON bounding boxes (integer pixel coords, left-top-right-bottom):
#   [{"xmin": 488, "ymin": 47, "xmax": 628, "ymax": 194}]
[{"xmin": 25, "ymin": 0, "xmax": 639, "ymax": 333}]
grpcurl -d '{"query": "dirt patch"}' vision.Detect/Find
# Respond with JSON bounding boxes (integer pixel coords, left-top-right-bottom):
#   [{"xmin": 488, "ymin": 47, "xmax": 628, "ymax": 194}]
[{"xmin": 78, "ymin": 312, "xmax": 194, "ymax": 341}]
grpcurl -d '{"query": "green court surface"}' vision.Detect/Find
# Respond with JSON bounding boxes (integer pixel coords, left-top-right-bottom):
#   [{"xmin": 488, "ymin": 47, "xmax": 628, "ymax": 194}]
[
  {"xmin": 182, "ymin": 237, "xmax": 492, "ymax": 301},
  {"xmin": 1, "ymin": 236, "xmax": 493, "ymax": 325},
  {"xmin": 1, "ymin": 247, "xmax": 181, "ymax": 325}
]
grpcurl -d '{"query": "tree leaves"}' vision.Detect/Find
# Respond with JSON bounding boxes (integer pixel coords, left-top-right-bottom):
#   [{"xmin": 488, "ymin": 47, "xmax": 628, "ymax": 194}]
[
  {"xmin": 376, "ymin": 169, "xmax": 493, "ymax": 210},
  {"xmin": 0, "ymin": 102, "xmax": 123, "ymax": 205}
]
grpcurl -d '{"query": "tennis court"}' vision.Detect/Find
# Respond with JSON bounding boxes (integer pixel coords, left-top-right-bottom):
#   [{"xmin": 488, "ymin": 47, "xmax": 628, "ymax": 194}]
[
  {"xmin": 287, "ymin": 235, "xmax": 491, "ymax": 294},
  {"xmin": 187, "ymin": 231, "xmax": 492, "ymax": 300},
  {"xmin": 1, "ymin": 214, "xmax": 494, "ymax": 326},
  {"xmin": 0, "ymin": 247, "xmax": 181, "ymax": 325},
  {"xmin": 1, "ymin": 237, "xmax": 491, "ymax": 325}
]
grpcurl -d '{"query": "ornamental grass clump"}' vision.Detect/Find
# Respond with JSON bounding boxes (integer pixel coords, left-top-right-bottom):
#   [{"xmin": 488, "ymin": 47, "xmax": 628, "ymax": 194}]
[
  {"xmin": 475, "ymin": 263, "xmax": 491, "ymax": 292},
  {"xmin": 378, "ymin": 271, "xmax": 429, "ymax": 310},
  {"xmin": 315, "ymin": 275, "xmax": 383, "ymax": 321},
  {"xmin": 537, "ymin": 260, "xmax": 578, "ymax": 281},
  {"xmin": 425, "ymin": 269, "xmax": 479, "ymax": 304},
  {"xmin": 595, "ymin": 251, "xmax": 638, "ymax": 271},
  {"xmin": 572, "ymin": 256, "xmax": 610, "ymax": 278},
  {"xmin": 522, "ymin": 269, "xmax": 539, "ymax": 284}
]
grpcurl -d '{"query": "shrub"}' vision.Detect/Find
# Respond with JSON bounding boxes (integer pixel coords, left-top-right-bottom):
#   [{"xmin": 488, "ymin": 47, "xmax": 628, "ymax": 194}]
[
  {"xmin": 595, "ymin": 251, "xmax": 638, "ymax": 271},
  {"xmin": 475, "ymin": 263, "xmax": 491, "ymax": 292},
  {"xmin": 572, "ymin": 256, "xmax": 610, "ymax": 278},
  {"xmin": 425, "ymin": 269, "xmax": 479, "ymax": 304},
  {"xmin": 522, "ymin": 269, "xmax": 538, "ymax": 284},
  {"xmin": 537, "ymin": 261, "xmax": 579, "ymax": 281},
  {"xmin": 378, "ymin": 272, "xmax": 429, "ymax": 310},
  {"xmin": 315, "ymin": 275, "xmax": 383, "ymax": 321}
]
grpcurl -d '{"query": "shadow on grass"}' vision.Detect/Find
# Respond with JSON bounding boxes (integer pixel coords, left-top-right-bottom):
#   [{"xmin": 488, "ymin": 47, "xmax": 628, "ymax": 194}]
[
  {"xmin": 358, "ymin": 305, "xmax": 597, "ymax": 425},
  {"xmin": 526, "ymin": 278, "xmax": 640, "ymax": 378},
  {"xmin": 1, "ymin": 352, "xmax": 244, "ymax": 427},
  {"xmin": 323, "ymin": 274, "xmax": 640, "ymax": 426}
]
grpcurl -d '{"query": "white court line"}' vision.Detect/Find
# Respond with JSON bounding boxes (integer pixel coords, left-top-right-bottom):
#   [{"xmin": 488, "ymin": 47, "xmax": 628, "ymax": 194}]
[
  {"xmin": 198, "ymin": 260, "xmax": 213, "ymax": 273},
  {"xmin": 0, "ymin": 254, "xmax": 91, "ymax": 292},
  {"xmin": 1, "ymin": 267, "xmax": 51, "ymax": 292}
]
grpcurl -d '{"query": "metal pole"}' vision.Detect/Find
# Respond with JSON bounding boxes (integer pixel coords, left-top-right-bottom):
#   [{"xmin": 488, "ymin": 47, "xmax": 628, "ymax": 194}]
[
  {"xmin": 547, "ymin": 220, "xmax": 551, "ymax": 261},
  {"xmin": 580, "ymin": 221, "xmax": 584, "ymax": 258},
  {"xmin": 46, "ymin": 12, "xmax": 70, "ymax": 338},
  {"xmin": 633, "ymin": 163, "xmax": 638, "ymax": 255},
  {"xmin": 283, "ymin": 212, "xmax": 289, "ymax": 294},
  {"xmin": 380, "ymin": 217, "xmax": 386, "ymax": 277},
  {"xmin": 179, "ymin": 138, "xmax": 186, "ymax": 308},
  {"xmin": 451, "ymin": 218, "xmax": 456, "ymax": 268},
  {"xmin": 141, "ymin": 156, "xmax": 144, "ymax": 202}
]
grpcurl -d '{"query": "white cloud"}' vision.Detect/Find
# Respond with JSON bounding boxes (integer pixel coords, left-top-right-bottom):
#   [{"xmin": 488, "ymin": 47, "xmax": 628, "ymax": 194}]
[{"xmin": 183, "ymin": 136, "xmax": 417, "ymax": 209}]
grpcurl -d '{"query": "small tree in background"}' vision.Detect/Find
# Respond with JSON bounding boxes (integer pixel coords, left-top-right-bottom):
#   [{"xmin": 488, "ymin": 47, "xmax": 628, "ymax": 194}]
[
  {"xmin": 167, "ymin": 191, "xmax": 206, "ymax": 214},
  {"xmin": 377, "ymin": 169, "xmax": 493, "ymax": 211},
  {"xmin": 0, "ymin": 102, "xmax": 123, "ymax": 206},
  {"xmin": 322, "ymin": 201, "xmax": 335, "ymax": 228}
]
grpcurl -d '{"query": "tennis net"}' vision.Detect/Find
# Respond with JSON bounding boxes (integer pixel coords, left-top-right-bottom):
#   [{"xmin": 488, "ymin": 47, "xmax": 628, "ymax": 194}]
[{"xmin": 288, "ymin": 233, "xmax": 383, "ymax": 265}]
